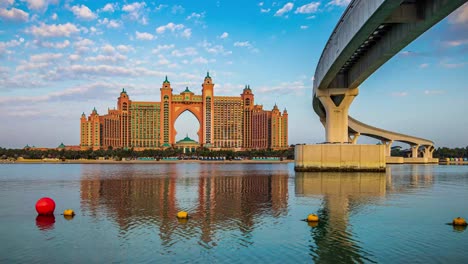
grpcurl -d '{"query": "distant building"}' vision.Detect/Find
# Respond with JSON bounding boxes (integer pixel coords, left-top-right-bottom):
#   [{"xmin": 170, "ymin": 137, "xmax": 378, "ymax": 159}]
[
  {"xmin": 23, "ymin": 143, "xmax": 81, "ymax": 151},
  {"xmin": 175, "ymin": 136, "xmax": 199, "ymax": 154},
  {"xmin": 80, "ymin": 73, "xmax": 288, "ymax": 150}
]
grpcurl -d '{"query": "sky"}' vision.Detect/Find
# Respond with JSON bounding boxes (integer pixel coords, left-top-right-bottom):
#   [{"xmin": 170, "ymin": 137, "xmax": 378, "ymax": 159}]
[{"xmin": 0, "ymin": 0, "xmax": 467, "ymax": 149}]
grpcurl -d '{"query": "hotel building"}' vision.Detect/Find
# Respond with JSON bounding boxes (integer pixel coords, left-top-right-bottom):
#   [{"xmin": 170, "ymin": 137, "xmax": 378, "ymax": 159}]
[{"xmin": 80, "ymin": 73, "xmax": 288, "ymax": 150}]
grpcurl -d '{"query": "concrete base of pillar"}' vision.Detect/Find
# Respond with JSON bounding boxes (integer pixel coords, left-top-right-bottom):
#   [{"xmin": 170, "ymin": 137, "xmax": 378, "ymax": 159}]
[
  {"xmin": 386, "ymin": 156, "xmax": 404, "ymax": 164},
  {"xmin": 295, "ymin": 144, "xmax": 386, "ymax": 172},
  {"xmin": 403, "ymin": 157, "xmax": 439, "ymax": 164}
]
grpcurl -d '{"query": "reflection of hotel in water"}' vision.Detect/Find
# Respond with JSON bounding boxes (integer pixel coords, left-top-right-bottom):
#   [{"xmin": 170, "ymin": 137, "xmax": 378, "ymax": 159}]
[{"xmin": 80, "ymin": 165, "xmax": 288, "ymax": 243}]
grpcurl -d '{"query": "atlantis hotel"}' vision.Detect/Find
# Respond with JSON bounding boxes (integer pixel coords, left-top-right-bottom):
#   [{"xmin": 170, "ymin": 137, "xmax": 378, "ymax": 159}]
[{"xmin": 80, "ymin": 73, "xmax": 288, "ymax": 151}]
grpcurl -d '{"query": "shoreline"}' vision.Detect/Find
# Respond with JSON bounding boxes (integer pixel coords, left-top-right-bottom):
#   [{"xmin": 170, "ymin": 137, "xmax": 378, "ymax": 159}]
[{"xmin": 1, "ymin": 159, "xmax": 293, "ymax": 164}]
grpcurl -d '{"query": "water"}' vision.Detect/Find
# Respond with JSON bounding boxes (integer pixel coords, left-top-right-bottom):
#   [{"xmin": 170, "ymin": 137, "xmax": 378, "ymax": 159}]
[{"xmin": 0, "ymin": 163, "xmax": 467, "ymax": 263}]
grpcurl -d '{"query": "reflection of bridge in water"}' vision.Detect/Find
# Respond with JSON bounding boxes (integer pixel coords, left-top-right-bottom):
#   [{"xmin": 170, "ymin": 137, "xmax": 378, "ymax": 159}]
[
  {"xmin": 295, "ymin": 166, "xmax": 434, "ymax": 263},
  {"xmin": 80, "ymin": 165, "xmax": 288, "ymax": 245},
  {"xmin": 296, "ymin": 172, "xmax": 386, "ymax": 263}
]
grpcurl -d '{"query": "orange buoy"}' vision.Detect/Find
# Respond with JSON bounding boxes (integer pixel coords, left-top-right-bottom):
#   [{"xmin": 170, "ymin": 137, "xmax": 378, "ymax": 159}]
[
  {"xmin": 177, "ymin": 211, "xmax": 188, "ymax": 219},
  {"xmin": 307, "ymin": 214, "xmax": 319, "ymax": 222},
  {"xmin": 63, "ymin": 209, "xmax": 75, "ymax": 216},
  {"xmin": 453, "ymin": 217, "xmax": 467, "ymax": 226}
]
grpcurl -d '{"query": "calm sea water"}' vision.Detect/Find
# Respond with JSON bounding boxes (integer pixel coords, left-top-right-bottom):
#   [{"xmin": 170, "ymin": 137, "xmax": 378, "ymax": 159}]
[{"xmin": 0, "ymin": 163, "xmax": 467, "ymax": 263}]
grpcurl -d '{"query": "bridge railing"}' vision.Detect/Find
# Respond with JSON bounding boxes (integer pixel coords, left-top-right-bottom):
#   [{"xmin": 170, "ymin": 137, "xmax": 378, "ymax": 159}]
[{"xmin": 314, "ymin": 0, "xmax": 387, "ymax": 90}]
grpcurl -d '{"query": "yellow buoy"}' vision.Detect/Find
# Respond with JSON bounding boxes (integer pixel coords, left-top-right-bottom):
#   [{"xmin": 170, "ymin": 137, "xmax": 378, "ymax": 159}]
[
  {"xmin": 63, "ymin": 209, "xmax": 75, "ymax": 216},
  {"xmin": 307, "ymin": 214, "xmax": 319, "ymax": 222},
  {"xmin": 452, "ymin": 217, "xmax": 467, "ymax": 226},
  {"xmin": 177, "ymin": 211, "xmax": 188, "ymax": 219}
]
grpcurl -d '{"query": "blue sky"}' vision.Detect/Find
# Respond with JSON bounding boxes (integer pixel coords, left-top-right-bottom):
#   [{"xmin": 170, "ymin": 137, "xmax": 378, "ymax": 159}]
[{"xmin": 0, "ymin": 0, "xmax": 467, "ymax": 149}]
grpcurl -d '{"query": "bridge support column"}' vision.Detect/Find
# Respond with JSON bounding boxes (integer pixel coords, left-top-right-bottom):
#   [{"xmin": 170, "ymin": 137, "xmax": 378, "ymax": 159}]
[
  {"xmin": 348, "ymin": 133, "xmax": 360, "ymax": 144},
  {"xmin": 381, "ymin": 140, "xmax": 393, "ymax": 157},
  {"xmin": 316, "ymin": 87, "xmax": 359, "ymax": 143},
  {"xmin": 423, "ymin": 146, "xmax": 434, "ymax": 159},
  {"xmin": 411, "ymin": 144, "xmax": 420, "ymax": 158}
]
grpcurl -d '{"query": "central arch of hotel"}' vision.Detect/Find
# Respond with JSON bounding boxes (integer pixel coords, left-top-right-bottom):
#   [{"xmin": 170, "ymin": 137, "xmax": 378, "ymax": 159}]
[{"xmin": 171, "ymin": 106, "xmax": 203, "ymax": 145}]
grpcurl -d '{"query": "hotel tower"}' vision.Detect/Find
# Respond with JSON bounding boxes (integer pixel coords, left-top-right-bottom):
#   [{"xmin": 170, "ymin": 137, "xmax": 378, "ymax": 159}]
[{"xmin": 80, "ymin": 73, "xmax": 288, "ymax": 151}]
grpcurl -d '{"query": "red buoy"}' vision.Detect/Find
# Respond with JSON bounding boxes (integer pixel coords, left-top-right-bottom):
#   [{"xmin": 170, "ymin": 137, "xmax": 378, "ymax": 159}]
[{"xmin": 35, "ymin": 197, "xmax": 56, "ymax": 215}]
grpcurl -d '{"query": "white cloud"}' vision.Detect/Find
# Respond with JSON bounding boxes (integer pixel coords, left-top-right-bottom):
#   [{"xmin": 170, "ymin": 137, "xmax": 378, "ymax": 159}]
[
  {"xmin": 172, "ymin": 5, "xmax": 184, "ymax": 14},
  {"xmin": 449, "ymin": 3, "xmax": 468, "ymax": 24},
  {"xmin": 62, "ymin": 64, "xmax": 163, "ymax": 78},
  {"xmin": 419, "ymin": 63, "xmax": 429, "ymax": 68},
  {"xmin": 399, "ymin": 50, "xmax": 419, "ymax": 57},
  {"xmin": 70, "ymin": 4, "xmax": 97, "ymax": 20},
  {"xmin": 440, "ymin": 61, "xmax": 466, "ymax": 69},
  {"xmin": 156, "ymin": 22, "xmax": 185, "ymax": 34},
  {"xmin": 157, "ymin": 56, "xmax": 170, "ymax": 65},
  {"xmin": 116, "ymin": 45, "xmax": 134, "ymax": 53},
  {"xmin": 300, "ymin": 25, "xmax": 308, "ymax": 30},
  {"xmin": 69, "ymin": 54, "xmax": 80, "ymax": 61},
  {"xmin": 155, "ymin": 4, "xmax": 167, "ymax": 12},
  {"xmin": 34, "ymin": 39, "xmax": 70, "ymax": 49},
  {"xmin": 30, "ymin": 52, "xmax": 63, "ymax": 62},
  {"xmin": 443, "ymin": 39, "xmax": 468, "ymax": 47},
  {"xmin": 424, "ymin": 90, "xmax": 445, "ymax": 95},
  {"xmin": 98, "ymin": 18, "xmax": 122, "ymax": 29},
  {"xmin": 101, "ymin": 3, "xmax": 117, "ymax": 13},
  {"xmin": 26, "ymin": 23, "xmax": 80, "ymax": 38},
  {"xmin": 234, "ymin": 41, "xmax": 252, "ymax": 48},
  {"xmin": 391, "ymin": 92, "xmax": 408, "ymax": 97},
  {"xmin": 0, "ymin": 39, "xmax": 23, "ymax": 55},
  {"xmin": 23, "ymin": 0, "xmax": 58, "ymax": 11},
  {"xmin": 306, "ymin": 15, "xmax": 316, "ymax": 19},
  {"xmin": 295, "ymin": 2, "xmax": 320, "ymax": 14},
  {"xmin": 101, "ymin": 44, "xmax": 115, "ymax": 54},
  {"xmin": 191, "ymin": 57, "xmax": 208, "ymax": 64},
  {"xmin": 51, "ymin": 13, "xmax": 57, "ymax": 20},
  {"xmin": 73, "ymin": 38, "xmax": 94, "ymax": 53},
  {"xmin": 261, "ymin": 8, "xmax": 271, "ymax": 13},
  {"xmin": 275, "ymin": 3, "xmax": 294, "ymax": 17},
  {"xmin": 122, "ymin": 2, "xmax": 147, "ymax": 24},
  {"xmin": 201, "ymin": 41, "xmax": 231, "ymax": 55},
  {"xmin": 186, "ymin": 12, "xmax": 205, "ymax": 21},
  {"xmin": 257, "ymin": 81, "xmax": 307, "ymax": 95},
  {"xmin": 0, "ymin": 7, "xmax": 29, "ymax": 22},
  {"xmin": 135, "ymin": 31, "xmax": 155, "ymax": 40},
  {"xmin": 0, "ymin": 82, "xmax": 118, "ymax": 104},
  {"xmin": 152, "ymin": 44, "xmax": 175, "ymax": 54},
  {"xmin": 85, "ymin": 54, "xmax": 127, "ymax": 64},
  {"xmin": 258, "ymin": 2, "xmax": 264, "ymax": 7},
  {"xmin": 171, "ymin": 47, "xmax": 197, "ymax": 57},
  {"xmin": 0, "ymin": 0, "xmax": 14, "ymax": 7},
  {"xmin": 327, "ymin": 0, "xmax": 350, "ymax": 7},
  {"xmin": 181, "ymin": 28, "xmax": 191, "ymax": 39},
  {"xmin": 220, "ymin": 32, "xmax": 229, "ymax": 39}
]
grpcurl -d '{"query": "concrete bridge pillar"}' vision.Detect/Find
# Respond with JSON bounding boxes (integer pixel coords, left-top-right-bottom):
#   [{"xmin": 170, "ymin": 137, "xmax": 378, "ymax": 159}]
[
  {"xmin": 316, "ymin": 87, "xmax": 359, "ymax": 143},
  {"xmin": 381, "ymin": 140, "xmax": 393, "ymax": 157},
  {"xmin": 411, "ymin": 144, "xmax": 420, "ymax": 158},
  {"xmin": 423, "ymin": 146, "xmax": 434, "ymax": 159},
  {"xmin": 348, "ymin": 133, "xmax": 360, "ymax": 144}
]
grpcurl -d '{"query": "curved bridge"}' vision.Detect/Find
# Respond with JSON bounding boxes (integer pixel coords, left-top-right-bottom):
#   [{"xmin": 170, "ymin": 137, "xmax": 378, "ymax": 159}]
[
  {"xmin": 312, "ymin": 0, "xmax": 466, "ymax": 157},
  {"xmin": 348, "ymin": 116, "xmax": 434, "ymax": 158}
]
